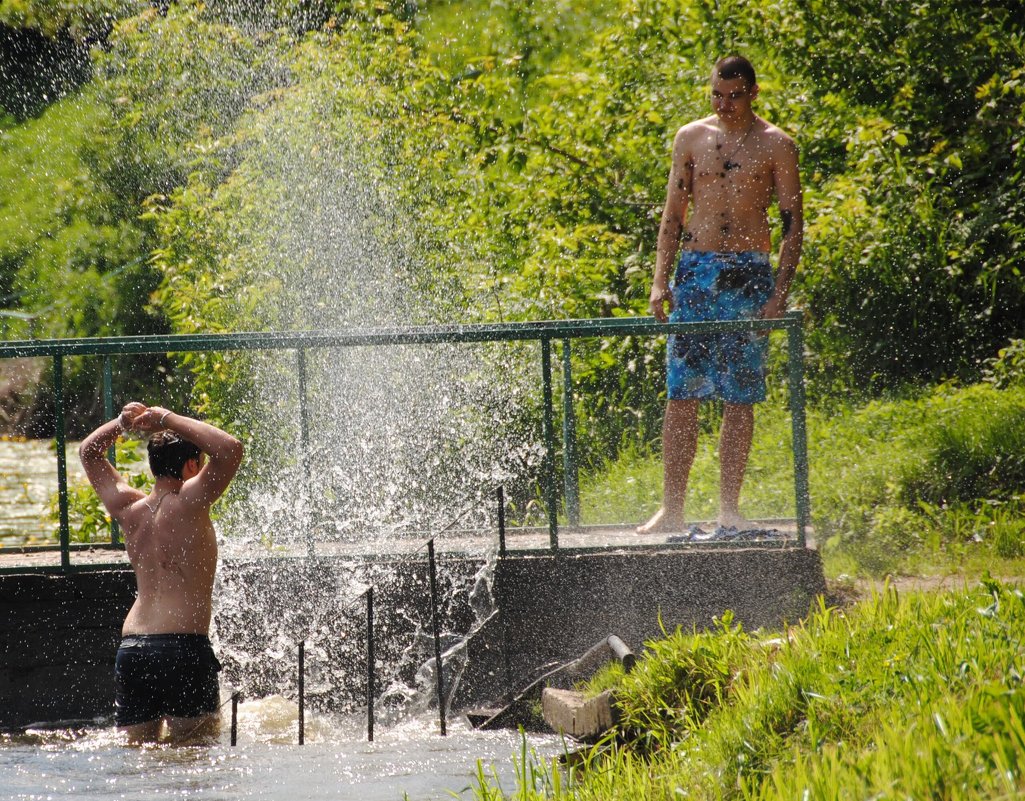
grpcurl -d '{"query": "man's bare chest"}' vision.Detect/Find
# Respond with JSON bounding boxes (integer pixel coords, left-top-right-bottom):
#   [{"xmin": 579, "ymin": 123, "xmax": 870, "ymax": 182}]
[{"xmin": 690, "ymin": 148, "xmax": 775, "ymax": 189}]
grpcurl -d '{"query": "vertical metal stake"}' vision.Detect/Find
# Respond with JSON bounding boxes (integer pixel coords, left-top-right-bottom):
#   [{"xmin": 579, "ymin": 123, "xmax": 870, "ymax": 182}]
[
  {"xmin": 561, "ymin": 340, "xmax": 580, "ymax": 527},
  {"xmin": 540, "ymin": 339, "xmax": 559, "ymax": 550},
  {"xmin": 497, "ymin": 486, "xmax": 506, "ymax": 557},
  {"xmin": 786, "ymin": 311, "xmax": 811, "ymax": 546},
  {"xmin": 53, "ymin": 354, "xmax": 70, "ymax": 571},
  {"xmin": 231, "ymin": 692, "xmax": 239, "ymax": 746},
  {"xmin": 102, "ymin": 356, "xmax": 120, "ymax": 546},
  {"xmin": 298, "ymin": 640, "xmax": 305, "ymax": 745},
  {"xmin": 297, "ymin": 349, "xmax": 314, "ymax": 558},
  {"xmin": 366, "ymin": 587, "xmax": 375, "ymax": 742},
  {"xmin": 427, "ymin": 539, "xmax": 447, "ymax": 736}
]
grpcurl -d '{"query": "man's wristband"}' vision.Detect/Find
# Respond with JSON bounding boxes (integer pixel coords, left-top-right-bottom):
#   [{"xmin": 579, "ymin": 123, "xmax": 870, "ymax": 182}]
[{"xmin": 159, "ymin": 411, "xmax": 173, "ymax": 428}]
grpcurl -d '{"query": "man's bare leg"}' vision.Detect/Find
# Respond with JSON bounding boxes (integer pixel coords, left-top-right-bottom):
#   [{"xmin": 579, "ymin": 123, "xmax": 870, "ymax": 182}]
[
  {"xmin": 164, "ymin": 713, "xmax": 221, "ymax": 745},
  {"xmin": 119, "ymin": 719, "xmax": 161, "ymax": 745},
  {"xmin": 637, "ymin": 399, "xmax": 699, "ymax": 534},
  {"xmin": 718, "ymin": 402, "xmax": 755, "ymax": 530}
]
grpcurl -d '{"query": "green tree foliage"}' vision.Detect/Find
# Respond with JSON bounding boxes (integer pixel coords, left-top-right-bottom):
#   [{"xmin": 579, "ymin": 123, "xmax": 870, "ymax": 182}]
[
  {"xmin": 0, "ymin": 90, "xmax": 172, "ymax": 433},
  {"xmin": 781, "ymin": 0, "xmax": 1025, "ymax": 391},
  {"xmin": 0, "ymin": 0, "xmax": 142, "ymax": 117},
  {"xmin": 0, "ymin": 0, "xmax": 142, "ymax": 38},
  {"xmin": 3, "ymin": 0, "xmax": 1024, "ymax": 453},
  {"xmin": 92, "ymin": 2, "xmax": 294, "ymax": 204}
]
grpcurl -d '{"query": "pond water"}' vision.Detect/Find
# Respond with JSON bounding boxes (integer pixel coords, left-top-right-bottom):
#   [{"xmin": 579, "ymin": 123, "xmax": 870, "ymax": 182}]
[
  {"xmin": 0, "ymin": 441, "xmax": 564, "ymax": 800},
  {"xmin": 0, "ymin": 699, "xmax": 562, "ymax": 801},
  {"xmin": 0, "ymin": 438, "xmax": 85, "ymax": 548}
]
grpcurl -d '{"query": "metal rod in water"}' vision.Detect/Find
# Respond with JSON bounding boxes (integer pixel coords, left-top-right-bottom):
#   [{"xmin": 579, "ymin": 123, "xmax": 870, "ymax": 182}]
[
  {"xmin": 366, "ymin": 587, "xmax": 375, "ymax": 742},
  {"xmin": 497, "ymin": 486, "xmax": 506, "ymax": 556},
  {"xmin": 297, "ymin": 348, "xmax": 314, "ymax": 559},
  {"xmin": 427, "ymin": 539, "xmax": 447, "ymax": 736},
  {"xmin": 298, "ymin": 641, "xmax": 305, "ymax": 745},
  {"xmin": 231, "ymin": 692, "xmax": 240, "ymax": 746}
]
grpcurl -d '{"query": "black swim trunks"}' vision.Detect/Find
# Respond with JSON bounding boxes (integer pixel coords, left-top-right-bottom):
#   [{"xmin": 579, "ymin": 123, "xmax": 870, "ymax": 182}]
[{"xmin": 114, "ymin": 633, "xmax": 222, "ymax": 727}]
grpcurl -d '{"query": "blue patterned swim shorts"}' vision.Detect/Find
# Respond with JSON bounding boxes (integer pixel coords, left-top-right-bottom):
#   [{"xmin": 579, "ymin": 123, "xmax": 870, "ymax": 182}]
[{"xmin": 667, "ymin": 250, "xmax": 775, "ymax": 404}]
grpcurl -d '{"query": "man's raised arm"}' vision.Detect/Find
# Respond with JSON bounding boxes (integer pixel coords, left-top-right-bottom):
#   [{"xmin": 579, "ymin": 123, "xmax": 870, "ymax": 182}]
[{"xmin": 79, "ymin": 403, "xmax": 147, "ymax": 523}]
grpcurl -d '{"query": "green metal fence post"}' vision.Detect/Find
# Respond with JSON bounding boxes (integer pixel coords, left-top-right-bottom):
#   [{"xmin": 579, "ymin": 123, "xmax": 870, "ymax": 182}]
[
  {"xmin": 53, "ymin": 354, "xmax": 70, "ymax": 570},
  {"xmin": 102, "ymin": 356, "xmax": 120, "ymax": 546},
  {"xmin": 297, "ymin": 349, "xmax": 313, "ymax": 558},
  {"xmin": 540, "ymin": 338, "xmax": 559, "ymax": 550},
  {"xmin": 786, "ymin": 311, "xmax": 811, "ymax": 546},
  {"xmin": 561, "ymin": 340, "xmax": 580, "ymax": 527}
]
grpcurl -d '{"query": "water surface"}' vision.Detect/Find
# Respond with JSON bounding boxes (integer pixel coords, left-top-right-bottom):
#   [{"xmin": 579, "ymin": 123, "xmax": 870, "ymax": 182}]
[{"xmin": 1, "ymin": 703, "xmax": 561, "ymax": 801}]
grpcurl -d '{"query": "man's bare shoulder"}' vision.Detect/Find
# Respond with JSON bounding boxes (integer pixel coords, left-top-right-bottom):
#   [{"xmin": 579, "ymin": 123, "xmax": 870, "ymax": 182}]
[
  {"xmin": 755, "ymin": 118, "xmax": 799, "ymax": 154},
  {"xmin": 674, "ymin": 115, "xmax": 718, "ymax": 143}
]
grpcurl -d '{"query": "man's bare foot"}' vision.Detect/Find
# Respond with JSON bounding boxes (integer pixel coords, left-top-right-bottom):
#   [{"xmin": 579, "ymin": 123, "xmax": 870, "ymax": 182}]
[
  {"xmin": 636, "ymin": 507, "xmax": 685, "ymax": 535},
  {"xmin": 717, "ymin": 512, "xmax": 757, "ymax": 531}
]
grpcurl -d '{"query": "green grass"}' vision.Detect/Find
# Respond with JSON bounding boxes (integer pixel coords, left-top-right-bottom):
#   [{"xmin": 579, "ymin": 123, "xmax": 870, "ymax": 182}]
[
  {"xmin": 578, "ymin": 401, "xmax": 796, "ymax": 527},
  {"xmin": 577, "ymin": 381, "xmax": 1025, "ymax": 579},
  {"xmin": 473, "ymin": 579, "xmax": 1025, "ymax": 800}
]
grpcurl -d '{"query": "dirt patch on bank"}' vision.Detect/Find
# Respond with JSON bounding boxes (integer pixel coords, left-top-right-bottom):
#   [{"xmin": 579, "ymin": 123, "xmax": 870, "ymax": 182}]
[
  {"xmin": 0, "ymin": 358, "xmax": 45, "ymax": 435},
  {"xmin": 826, "ymin": 573, "xmax": 1022, "ymax": 607}
]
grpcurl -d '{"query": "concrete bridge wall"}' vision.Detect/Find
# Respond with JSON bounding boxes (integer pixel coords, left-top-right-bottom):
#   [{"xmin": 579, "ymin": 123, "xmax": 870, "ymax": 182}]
[{"xmin": 0, "ymin": 546, "xmax": 826, "ymax": 731}]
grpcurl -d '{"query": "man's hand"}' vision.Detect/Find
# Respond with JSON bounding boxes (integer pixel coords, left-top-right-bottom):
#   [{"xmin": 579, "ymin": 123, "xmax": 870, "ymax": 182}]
[
  {"xmin": 119, "ymin": 401, "xmax": 147, "ymax": 431},
  {"xmin": 129, "ymin": 405, "xmax": 173, "ymax": 433},
  {"xmin": 758, "ymin": 293, "xmax": 787, "ymax": 329},
  {"xmin": 649, "ymin": 286, "xmax": 673, "ymax": 323}
]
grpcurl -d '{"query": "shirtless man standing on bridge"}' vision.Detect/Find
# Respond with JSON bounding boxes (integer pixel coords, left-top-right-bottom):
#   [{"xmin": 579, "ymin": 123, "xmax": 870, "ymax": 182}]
[
  {"xmin": 80, "ymin": 403, "xmax": 243, "ymax": 743},
  {"xmin": 637, "ymin": 55, "xmax": 803, "ymax": 536}
]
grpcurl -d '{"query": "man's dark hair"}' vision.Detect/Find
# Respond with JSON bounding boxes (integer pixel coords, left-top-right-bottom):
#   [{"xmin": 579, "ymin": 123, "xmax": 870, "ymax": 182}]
[
  {"xmin": 148, "ymin": 431, "xmax": 202, "ymax": 479},
  {"xmin": 714, "ymin": 55, "xmax": 756, "ymax": 87}
]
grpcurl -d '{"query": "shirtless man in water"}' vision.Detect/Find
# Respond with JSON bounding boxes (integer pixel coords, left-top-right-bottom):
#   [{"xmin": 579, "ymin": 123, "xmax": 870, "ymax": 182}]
[
  {"xmin": 637, "ymin": 55, "xmax": 803, "ymax": 535},
  {"xmin": 80, "ymin": 403, "xmax": 243, "ymax": 743}
]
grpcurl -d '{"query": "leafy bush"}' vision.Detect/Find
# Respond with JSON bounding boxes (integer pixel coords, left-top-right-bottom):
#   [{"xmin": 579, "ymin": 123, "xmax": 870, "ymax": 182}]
[
  {"xmin": 983, "ymin": 338, "xmax": 1025, "ymax": 389},
  {"xmin": 0, "ymin": 89, "xmax": 180, "ymax": 434},
  {"xmin": 92, "ymin": 1, "xmax": 292, "ymax": 205},
  {"xmin": 899, "ymin": 384, "xmax": 1025, "ymax": 506},
  {"xmin": 0, "ymin": 0, "xmax": 142, "ymax": 38}
]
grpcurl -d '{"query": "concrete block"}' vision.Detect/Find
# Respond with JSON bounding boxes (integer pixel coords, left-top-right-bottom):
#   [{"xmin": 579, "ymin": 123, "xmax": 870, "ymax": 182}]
[{"xmin": 541, "ymin": 687, "xmax": 616, "ymax": 741}]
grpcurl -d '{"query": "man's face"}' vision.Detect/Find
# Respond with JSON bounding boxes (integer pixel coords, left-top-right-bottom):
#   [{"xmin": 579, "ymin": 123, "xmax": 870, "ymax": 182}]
[{"xmin": 710, "ymin": 74, "xmax": 757, "ymax": 121}]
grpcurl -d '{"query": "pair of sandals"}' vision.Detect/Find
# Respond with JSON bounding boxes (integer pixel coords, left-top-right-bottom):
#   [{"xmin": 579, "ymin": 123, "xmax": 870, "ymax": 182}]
[{"xmin": 666, "ymin": 524, "xmax": 784, "ymax": 544}]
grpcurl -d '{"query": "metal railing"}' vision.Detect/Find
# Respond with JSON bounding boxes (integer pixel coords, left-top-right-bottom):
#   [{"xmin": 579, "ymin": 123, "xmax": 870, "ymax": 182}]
[{"xmin": 0, "ymin": 312, "xmax": 811, "ymax": 570}]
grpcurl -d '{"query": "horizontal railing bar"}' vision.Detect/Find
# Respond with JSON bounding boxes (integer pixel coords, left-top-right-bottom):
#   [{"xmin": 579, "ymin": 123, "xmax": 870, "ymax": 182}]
[
  {"xmin": 0, "ymin": 316, "xmax": 794, "ymax": 359},
  {"xmin": 0, "ymin": 562, "xmax": 129, "ymax": 575},
  {"xmin": 1, "ymin": 542, "xmax": 126, "ymax": 554}
]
